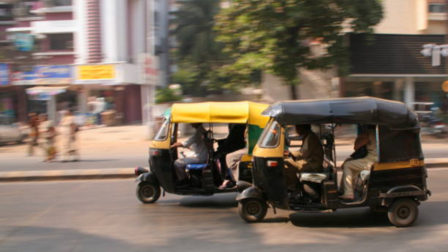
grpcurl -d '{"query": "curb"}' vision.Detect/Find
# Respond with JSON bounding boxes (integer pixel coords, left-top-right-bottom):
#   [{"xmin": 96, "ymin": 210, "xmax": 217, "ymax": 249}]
[
  {"xmin": 1, "ymin": 158, "xmax": 448, "ymax": 183},
  {"xmin": 0, "ymin": 168, "xmax": 134, "ymax": 182}
]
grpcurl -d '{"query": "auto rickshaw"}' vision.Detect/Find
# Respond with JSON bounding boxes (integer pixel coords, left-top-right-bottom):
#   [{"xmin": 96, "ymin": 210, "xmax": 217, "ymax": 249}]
[
  {"xmin": 236, "ymin": 97, "xmax": 431, "ymax": 227},
  {"xmin": 135, "ymin": 101, "xmax": 269, "ymax": 204}
]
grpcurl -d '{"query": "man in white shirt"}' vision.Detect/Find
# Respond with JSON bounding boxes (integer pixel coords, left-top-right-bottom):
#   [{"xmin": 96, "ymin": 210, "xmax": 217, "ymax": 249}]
[{"xmin": 171, "ymin": 123, "xmax": 208, "ymax": 185}]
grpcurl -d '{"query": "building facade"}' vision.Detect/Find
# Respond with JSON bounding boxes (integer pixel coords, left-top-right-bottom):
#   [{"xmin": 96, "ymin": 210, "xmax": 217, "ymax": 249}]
[
  {"xmin": 0, "ymin": 0, "xmax": 164, "ymax": 125},
  {"xmin": 261, "ymin": 0, "xmax": 448, "ymax": 110},
  {"xmin": 344, "ymin": 0, "xmax": 448, "ymax": 110}
]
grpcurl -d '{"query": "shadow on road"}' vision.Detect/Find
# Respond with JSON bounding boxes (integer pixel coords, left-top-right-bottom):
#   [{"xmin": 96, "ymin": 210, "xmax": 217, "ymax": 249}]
[
  {"xmin": 289, "ymin": 208, "xmax": 391, "ymax": 228},
  {"xmin": 58, "ymin": 159, "xmax": 120, "ymax": 163},
  {"xmin": 178, "ymin": 193, "xmax": 238, "ymax": 209}
]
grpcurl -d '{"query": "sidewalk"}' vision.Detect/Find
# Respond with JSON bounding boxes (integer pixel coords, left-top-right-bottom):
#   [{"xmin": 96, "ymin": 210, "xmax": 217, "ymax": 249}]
[
  {"xmin": 1, "ymin": 158, "xmax": 447, "ymax": 182},
  {"xmin": 1, "ymin": 124, "xmax": 447, "ymax": 182}
]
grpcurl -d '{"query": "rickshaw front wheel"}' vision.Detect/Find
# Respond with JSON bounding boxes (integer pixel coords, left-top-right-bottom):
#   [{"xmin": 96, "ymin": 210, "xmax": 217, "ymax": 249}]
[
  {"xmin": 388, "ymin": 198, "xmax": 419, "ymax": 227},
  {"xmin": 136, "ymin": 182, "xmax": 161, "ymax": 204},
  {"xmin": 238, "ymin": 199, "xmax": 268, "ymax": 223}
]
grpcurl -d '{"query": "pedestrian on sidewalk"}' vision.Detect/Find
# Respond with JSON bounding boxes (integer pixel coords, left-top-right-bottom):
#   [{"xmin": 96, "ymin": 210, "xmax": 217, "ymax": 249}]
[
  {"xmin": 38, "ymin": 114, "xmax": 57, "ymax": 162},
  {"xmin": 59, "ymin": 110, "xmax": 79, "ymax": 162},
  {"xmin": 27, "ymin": 112, "xmax": 40, "ymax": 156}
]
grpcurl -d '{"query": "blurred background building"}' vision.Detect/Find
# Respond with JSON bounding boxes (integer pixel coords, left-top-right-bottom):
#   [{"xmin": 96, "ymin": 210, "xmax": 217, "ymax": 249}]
[
  {"xmin": 0, "ymin": 0, "xmax": 170, "ymax": 126},
  {"xmin": 2, "ymin": 0, "xmax": 448, "ymax": 124},
  {"xmin": 262, "ymin": 0, "xmax": 448, "ymax": 110}
]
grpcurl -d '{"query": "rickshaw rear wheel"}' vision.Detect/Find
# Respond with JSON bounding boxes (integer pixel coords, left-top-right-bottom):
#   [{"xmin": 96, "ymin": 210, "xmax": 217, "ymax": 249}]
[
  {"xmin": 388, "ymin": 198, "xmax": 419, "ymax": 227},
  {"xmin": 136, "ymin": 182, "xmax": 161, "ymax": 204},
  {"xmin": 238, "ymin": 199, "xmax": 267, "ymax": 223}
]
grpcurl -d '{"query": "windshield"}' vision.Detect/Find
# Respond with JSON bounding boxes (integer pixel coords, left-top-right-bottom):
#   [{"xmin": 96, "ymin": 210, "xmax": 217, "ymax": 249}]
[
  {"xmin": 258, "ymin": 120, "xmax": 281, "ymax": 148},
  {"xmin": 154, "ymin": 119, "xmax": 170, "ymax": 141}
]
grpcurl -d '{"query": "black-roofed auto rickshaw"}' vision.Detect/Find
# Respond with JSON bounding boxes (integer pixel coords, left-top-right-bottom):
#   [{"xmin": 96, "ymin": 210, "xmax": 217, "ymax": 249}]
[
  {"xmin": 236, "ymin": 97, "xmax": 430, "ymax": 227},
  {"xmin": 134, "ymin": 101, "xmax": 269, "ymax": 204}
]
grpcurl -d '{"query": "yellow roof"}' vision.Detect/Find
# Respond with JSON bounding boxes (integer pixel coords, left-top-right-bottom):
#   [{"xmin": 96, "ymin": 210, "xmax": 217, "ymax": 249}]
[{"xmin": 170, "ymin": 101, "xmax": 269, "ymax": 127}]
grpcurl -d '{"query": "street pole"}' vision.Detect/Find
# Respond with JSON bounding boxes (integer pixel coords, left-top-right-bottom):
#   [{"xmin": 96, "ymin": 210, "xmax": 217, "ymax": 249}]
[{"xmin": 144, "ymin": 0, "xmax": 156, "ymax": 140}]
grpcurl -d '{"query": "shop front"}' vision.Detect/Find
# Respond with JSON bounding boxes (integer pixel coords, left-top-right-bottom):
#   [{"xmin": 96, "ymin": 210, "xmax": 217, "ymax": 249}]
[
  {"xmin": 345, "ymin": 34, "xmax": 448, "ymax": 112},
  {"xmin": 0, "ymin": 63, "xmax": 28, "ymax": 122},
  {"xmin": 73, "ymin": 63, "xmax": 142, "ymax": 125},
  {"xmin": 12, "ymin": 64, "xmax": 74, "ymax": 122}
]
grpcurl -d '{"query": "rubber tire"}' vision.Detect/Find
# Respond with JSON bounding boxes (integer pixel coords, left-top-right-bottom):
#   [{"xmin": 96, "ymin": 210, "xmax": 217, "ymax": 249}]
[
  {"xmin": 136, "ymin": 182, "xmax": 161, "ymax": 204},
  {"xmin": 388, "ymin": 198, "xmax": 419, "ymax": 227},
  {"xmin": 238, "ymin": 199, "xmax": 268, "ymax": 223}
]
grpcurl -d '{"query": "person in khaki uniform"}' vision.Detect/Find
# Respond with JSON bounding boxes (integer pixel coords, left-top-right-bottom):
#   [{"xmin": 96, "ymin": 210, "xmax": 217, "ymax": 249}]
[{"xmin": 283, "ymin": 124, "xmax": 324, "ymax": 192}]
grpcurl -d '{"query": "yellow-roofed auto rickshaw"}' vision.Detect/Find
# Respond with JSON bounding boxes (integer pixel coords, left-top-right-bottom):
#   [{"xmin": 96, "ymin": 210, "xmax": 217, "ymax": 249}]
[
  {"xmin": 236, "ymin": 97, "xmax": 431, "ymax": 227},
  {"xmin": 135, "ymin": 101, "xmax": 269, "ymax": 204}
]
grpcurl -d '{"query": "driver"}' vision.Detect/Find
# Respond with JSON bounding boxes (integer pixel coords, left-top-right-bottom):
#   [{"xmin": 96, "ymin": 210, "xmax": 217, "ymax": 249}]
[
  {"xmin": 171, "ymin": 123, "xmax": 208, "ymax": 186},
  {"xmin": 283, "ymin": 124, "xmax": 324, "ymax": 193}
]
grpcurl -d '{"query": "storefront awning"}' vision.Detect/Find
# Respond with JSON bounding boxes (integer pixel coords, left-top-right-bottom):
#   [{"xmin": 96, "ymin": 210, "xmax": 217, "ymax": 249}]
[{"xmin": 26, "ymin": 86, "xmax": 68, "ymax": 95}]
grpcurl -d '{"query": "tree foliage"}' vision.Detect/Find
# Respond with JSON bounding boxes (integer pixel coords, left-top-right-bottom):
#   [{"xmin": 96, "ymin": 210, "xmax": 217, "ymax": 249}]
[
  {"xmin": 215, "ymin": 0, "xmax": 383, "ymax": 98},
  {"xmin": 172, "ymin": 0, "xmax": 228, "ymax": 95},
  {"xmin": 156, "ymin": 87, "xmax": 182, "ymax": 104}
]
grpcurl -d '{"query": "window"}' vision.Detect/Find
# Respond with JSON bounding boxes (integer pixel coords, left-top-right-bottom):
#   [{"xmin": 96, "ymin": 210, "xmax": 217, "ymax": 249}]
[
  {"xmin": 53, "ymin": 0, "xmax": 72, "ymax": 6},
  {"xmin": 0, "ymin": 6, "xmax": 13, "ymax": 21},
  {"xmin": 48, "ymin": 33, "xmax": 73, "ymax": 50},
  {"xmin": 429, "ymin": 3, "xmax": 446, "ymax": 13},
  {"xmin": 154, "ymin": 119, "xmax": 170, "ymax": 141},
  {"xmin": 258, "ymin": 120, "xmax": 281, "ymax": 148}
]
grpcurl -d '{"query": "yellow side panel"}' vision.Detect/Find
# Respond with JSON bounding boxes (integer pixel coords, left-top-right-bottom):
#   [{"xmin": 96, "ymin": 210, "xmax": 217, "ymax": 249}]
[
  {"xmin": 240, "ymin": 154, "xmax": 253, "ymax": 162},
  {"xmin": 149, "ymin": 139, "xmax": 171, "ymax": 149},
  {"xmin": 373, "ymin": 159, "xmax": 425, "ymax": 171},
  {"xmin": 253, "ymin": 128, "xmax": 285, "ymax": 158}
]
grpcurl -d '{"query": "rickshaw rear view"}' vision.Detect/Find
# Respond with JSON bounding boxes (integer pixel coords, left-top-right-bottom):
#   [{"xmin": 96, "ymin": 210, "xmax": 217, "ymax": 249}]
[{"xmin": 236, "ymin": 97, "xmax": 430, "ymax": 227}]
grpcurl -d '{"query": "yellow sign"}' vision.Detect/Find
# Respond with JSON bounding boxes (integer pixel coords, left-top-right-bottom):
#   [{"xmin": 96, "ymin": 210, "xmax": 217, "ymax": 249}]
[
  {"xmin": 78, "ymin": 65, "xmax": 115, "ymax": 80},
  {"xmin": 443, "ymin": 81, "xmax": 448, "ymax": 92}
]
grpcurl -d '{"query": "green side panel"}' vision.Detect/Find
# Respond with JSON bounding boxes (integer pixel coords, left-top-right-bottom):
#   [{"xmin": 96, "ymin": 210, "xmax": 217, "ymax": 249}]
[{"xmin": 248, "ymin": 125, "xmax": 264, "ymax": 155}]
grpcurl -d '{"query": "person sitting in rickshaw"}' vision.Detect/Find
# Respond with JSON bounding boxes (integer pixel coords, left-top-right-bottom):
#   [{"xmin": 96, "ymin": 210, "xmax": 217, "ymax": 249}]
[
  {"xmin": 216, "ymin": 124, "xmax": 246, "ymax": 189},
  {"xmin": 283, "ymin": 124, "xmax": 324, "ymax": 195},
  {"xmin": 171, "ymin": 123, "xmax": 208, "ymax": 186},
  {"xmin": 339, "ymin": 125, "xmax": 378, "ymax": 201}
]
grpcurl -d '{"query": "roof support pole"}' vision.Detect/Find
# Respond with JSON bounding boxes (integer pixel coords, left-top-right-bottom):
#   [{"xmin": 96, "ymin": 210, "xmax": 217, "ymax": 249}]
[
  {"xmin": 393, "ymin": 78, "xmax": 404, "ymax": 102},
  {"xmin": 404, "ymin": 77, "xmax": 415, "ymax": 107}
]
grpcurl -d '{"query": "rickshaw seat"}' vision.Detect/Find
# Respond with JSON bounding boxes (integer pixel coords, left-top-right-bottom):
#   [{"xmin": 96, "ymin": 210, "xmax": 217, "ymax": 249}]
[
  {"xmin": 186, "ymin": 164, "xmax": 208, "ymax": 170},
  {"xmin": 360, "ymin": 170, "xmax": 370, "ymax": 182},
  {"xmin": 300, "ymin": 173, "xmax": 328, "ymax": 183}
]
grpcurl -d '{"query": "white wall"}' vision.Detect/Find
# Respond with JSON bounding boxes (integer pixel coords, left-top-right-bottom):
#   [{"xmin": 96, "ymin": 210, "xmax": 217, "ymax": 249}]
[
  {"xmin": 130, "ymin": 0, "xmax": 146, "ymax": 62},
  {"xmin": 73, "ymin": 0, "xmax": 87, "ymax": 64},
  {"xmin": 375, "ymin": 0, "xmax": 427, "ymax": 34},
  {"xmin": 101, "ymin": 0, "xmax": 128, "ymax": 63}
]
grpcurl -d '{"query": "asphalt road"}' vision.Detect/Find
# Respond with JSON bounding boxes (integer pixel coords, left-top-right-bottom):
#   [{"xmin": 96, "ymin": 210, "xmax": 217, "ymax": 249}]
[
  {"xmin": 1, "ymin": 141, "xmax": 447, "ymax": 172},
  {"xmin": 1, "ymin": 169, "xmax": 447, "ymax": 252}
]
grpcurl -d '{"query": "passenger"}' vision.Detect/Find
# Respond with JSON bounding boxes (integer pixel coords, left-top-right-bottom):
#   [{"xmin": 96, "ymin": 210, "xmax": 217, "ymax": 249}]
[
  {"xmin": 171, "ymin": 123, "xmax": 208, "ymax": 186},
  {"xmin": 216, "ymin": 124, "xmax": 246, "ymax": 189},
  {"xmin": 284, "ymin": 124, "xmax": 324, "ymax": 192},
  {"xmin": 339, "ymin": 125, "xmax": 377, "ymax": 201}
]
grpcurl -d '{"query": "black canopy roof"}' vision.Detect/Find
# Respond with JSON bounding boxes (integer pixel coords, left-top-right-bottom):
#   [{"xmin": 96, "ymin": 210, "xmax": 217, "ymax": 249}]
[{"xmin": 262, "ymin": 97, "xmax": 419, "ymax": 130}]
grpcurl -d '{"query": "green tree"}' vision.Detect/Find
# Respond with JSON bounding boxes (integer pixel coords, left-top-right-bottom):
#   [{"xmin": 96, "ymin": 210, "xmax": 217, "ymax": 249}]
[
  {"xmin": 156, "ymin": 87, "xmax": 182, "ymax": 104},
  {"xmin": 215, "ymin": 0, "xmax": 383, "ymax": 99},
  {"xmin": 173, "ymin": 0, "xmax": 225, "ymax": 95}
]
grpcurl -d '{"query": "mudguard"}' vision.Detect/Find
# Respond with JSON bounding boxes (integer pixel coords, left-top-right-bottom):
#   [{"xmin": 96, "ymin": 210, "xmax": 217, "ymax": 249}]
[
  {"xmin": 380, "ymin": 185, "xmax": 427, "ymax": 206},
  {"xmin": 236, "ymin": 181, "xmax": 252, "ymax": 193},
  {"xmin": 135, "ymin": 172, "xmax": 159, "ymax": 185},
  {"xmin": 236, "ymin": 186, "xmax": 265, "ymax": 202}
]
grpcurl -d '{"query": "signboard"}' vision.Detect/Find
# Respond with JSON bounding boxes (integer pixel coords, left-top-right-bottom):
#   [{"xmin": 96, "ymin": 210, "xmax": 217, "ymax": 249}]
[
  {"xmin": 35, "ymin": 65, "xmax": 71, "ymax": 85},
  {"xmin": 78, "ymin": 65, "xmax": 115, "ymax": 80},
  {"xmin": 0, "ymin": 64, "xmax": 9, "ymax": 85},
  {"xmin": 138, "ymin": 54, "xmax": 159, "ymax": 85},
  {"xmin": 12, "ymin": 71, "xmax": 36, "ymax": 85},
  {"xmin": 74, "ymin": 65, "xmax": 117, "ymax": 84},
  {"xmin": 12, "ymin": 65, "xmax": 72, "ymax": 85},
  {"xmin": 13, "ymin": 33, "xmax": 35, "ymax": 52}
]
